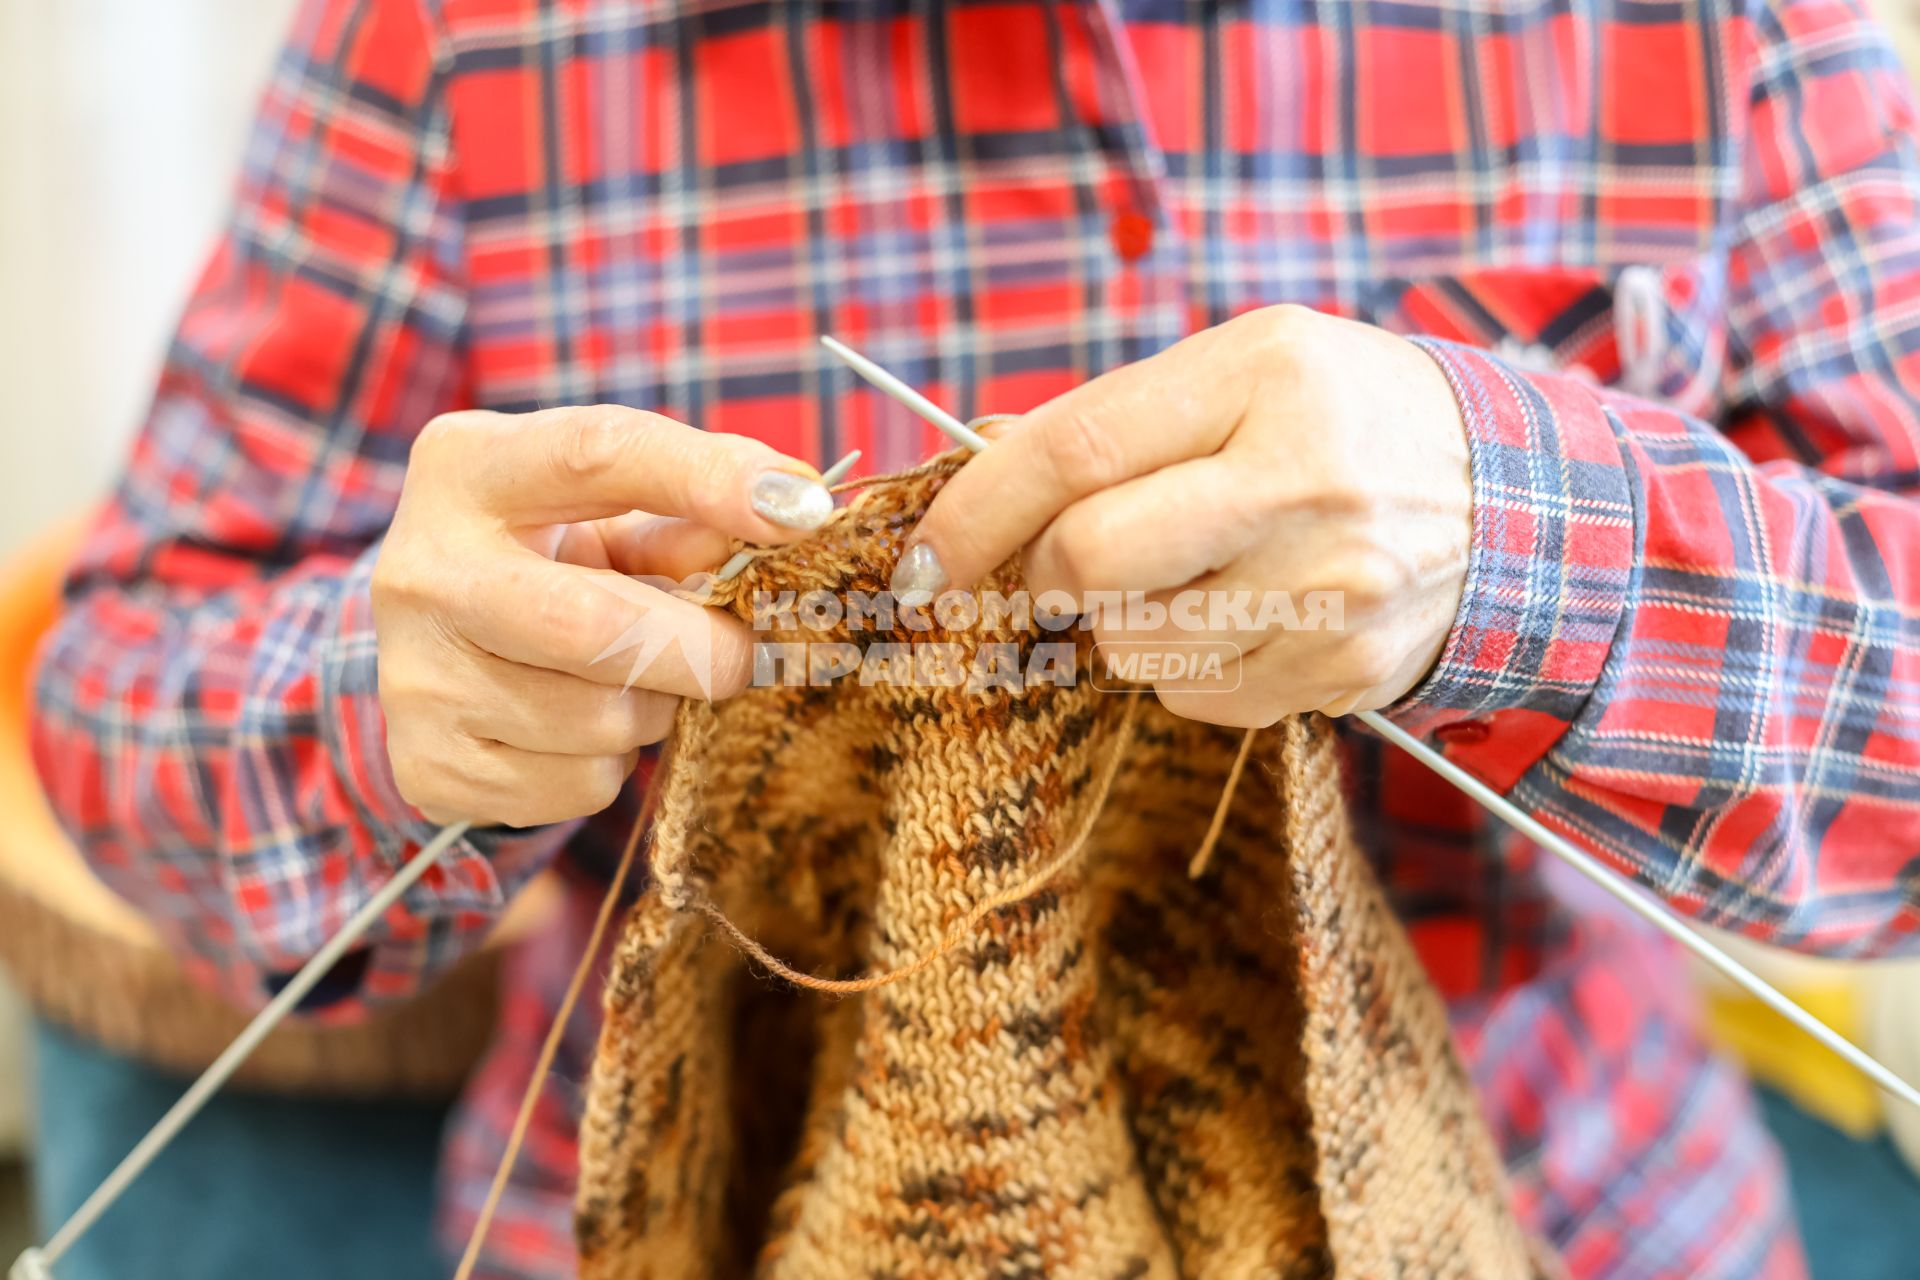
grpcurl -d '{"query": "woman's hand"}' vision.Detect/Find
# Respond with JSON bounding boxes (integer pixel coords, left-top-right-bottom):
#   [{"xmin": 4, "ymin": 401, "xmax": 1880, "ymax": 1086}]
[
  {"xmin": 898, "ymin": 305, "xmax": 1474, "ymax": 726},
  {"xmin": 372, "ymin": 405, "xmax": 831, "ymax": 827}
]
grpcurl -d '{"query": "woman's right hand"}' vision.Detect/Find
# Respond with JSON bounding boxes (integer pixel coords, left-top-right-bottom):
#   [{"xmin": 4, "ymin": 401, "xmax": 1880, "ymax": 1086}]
[{"xmin": 371, "ymin": 405, "xmax": 831, "ymax": 828}]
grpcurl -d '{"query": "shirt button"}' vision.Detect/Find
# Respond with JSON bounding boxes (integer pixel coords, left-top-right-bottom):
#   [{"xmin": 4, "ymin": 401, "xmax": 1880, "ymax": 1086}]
[
  {"xmin": 1109, "ymin": 208, "xmax": 1154, "ymax": 262},
  {"xmin": 1434, "ymin": 718, "xmax": 1492, "ymax": 747}
]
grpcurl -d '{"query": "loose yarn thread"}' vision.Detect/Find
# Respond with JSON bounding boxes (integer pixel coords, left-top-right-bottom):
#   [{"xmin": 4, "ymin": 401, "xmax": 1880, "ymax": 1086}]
[
  {"xmin": 1189, "ymin": 725, "xmax": 1258, "ymax": 879},
  {"xmin": 682, "ymin": 691, "xmax": 1145, "ymax": 996},
  {"xmin": 451, "ymin": 752, "xmax": 664, "ymax": 1280}
]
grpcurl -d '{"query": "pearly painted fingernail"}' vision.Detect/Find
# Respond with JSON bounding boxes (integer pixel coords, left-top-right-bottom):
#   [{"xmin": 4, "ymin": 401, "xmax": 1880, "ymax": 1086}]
[
  {"xmin": 890, "ymin": 543, "xmax": 948, "ymax": 607},
  {"xmin": 750, "ymin": 470, "xmax": 834, "ymax": 530}
]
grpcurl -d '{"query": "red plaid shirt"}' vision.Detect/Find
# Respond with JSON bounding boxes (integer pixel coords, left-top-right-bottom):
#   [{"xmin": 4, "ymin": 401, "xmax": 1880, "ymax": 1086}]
[{"xmin": 32, "ymin": 0, "xmax": 1920, "ymax": 1273}]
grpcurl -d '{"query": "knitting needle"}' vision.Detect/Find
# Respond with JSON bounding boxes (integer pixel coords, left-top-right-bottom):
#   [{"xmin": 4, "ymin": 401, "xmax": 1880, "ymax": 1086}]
[
  {"xmin": 817, "ymin": 333, "xmax": 1920, "ymax": 1117},
  {"xmin": 820, "ymin": 336, "xmax": 990, "ymax": 452},
  {"xmin": 714, "ymin": 447, "xmax": 863, "ymax": 582},
  {"xmin": 819, "ymin": 446, "xmax": 864, "ymax": 486},
  {"xmin": 11, "ymin": 820, "xmax": 475, "ymax": 1279},
  {"xmin": 1359, "ymin": 711, "xmax": 1920, "ymax": 1115}
]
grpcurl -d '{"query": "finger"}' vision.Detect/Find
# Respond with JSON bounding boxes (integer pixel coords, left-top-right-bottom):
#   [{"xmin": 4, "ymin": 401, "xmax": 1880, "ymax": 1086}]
[
  {"xmin": 1150, "ymin": 641, "xmax": 1310, "ymax": 730},
  {"xmin": 1080, "ymin": 547, "xmax": 1352, "ymax": 650},
  {"xmin": 1022, "ymin": 453, "xmax": 1270, "ymax": 604},
  {"xmin": 454, "ymin": 656, "xmax": 680, "ymax": 756},
  {"xmin": 1148, "ymin": 623, "xmax": 1416, "ymax": 727},
  {"xmin": 431, "ymin": 405, "xmax": 832, "ymax": 539},
  {"xmin": 898, "ymin": 330, "xmax": 1252, "ymax": 601},
  {"xmin": 553, "ymin": 513, "xmax": 734, "ymax": 581},
  {"xmin": 402, "ymin": 735, "xmax": 639, "ymax": 828},
  {"xmin": 594, "ymin": 514, "xmax": 735, "ymax": 581},
  {"xmin": 553, "ymin": 521, "xmax": 615, "ymax": 570},
  {"xmin": 458, "ymin": 553, "xmax": 756, "ymax": 698}
]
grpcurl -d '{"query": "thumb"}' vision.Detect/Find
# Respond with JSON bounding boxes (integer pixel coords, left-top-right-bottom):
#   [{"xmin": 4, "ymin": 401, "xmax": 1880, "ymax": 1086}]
[{"xmin": 589, "ymin": 513, "xmax": 736, "ymax": 581}]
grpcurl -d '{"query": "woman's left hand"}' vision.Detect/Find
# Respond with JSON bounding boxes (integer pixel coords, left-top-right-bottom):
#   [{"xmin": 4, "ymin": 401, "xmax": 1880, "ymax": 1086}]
[{"xmin": 897, "ymin": 304, "xmax": 1476, "ymax": 726}]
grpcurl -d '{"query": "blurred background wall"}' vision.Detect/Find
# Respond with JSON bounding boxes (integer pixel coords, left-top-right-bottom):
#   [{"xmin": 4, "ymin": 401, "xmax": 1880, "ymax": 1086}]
[
  {"xmin": 0, "ymin": 0, "xmax": 301, "ymax": 556},
  {"xmin": 2, "ymin": 0, "xmax": 1920, "ymax": 1261},
  {"xmin": 1893, "ymin": 1, "xmax": 1920, "ymax": 71}
]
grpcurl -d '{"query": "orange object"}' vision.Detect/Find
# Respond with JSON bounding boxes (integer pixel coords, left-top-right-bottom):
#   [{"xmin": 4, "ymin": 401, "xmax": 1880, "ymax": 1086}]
[{"xmin": 0, "ymin": 515, "xmax": 154, "ymax": 943}]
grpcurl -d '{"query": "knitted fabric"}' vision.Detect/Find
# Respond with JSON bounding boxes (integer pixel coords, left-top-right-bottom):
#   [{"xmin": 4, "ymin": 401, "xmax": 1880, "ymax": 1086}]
[{"xmin": 574, "ymin": 453, "xmax": 1555, "ymax": 1279}]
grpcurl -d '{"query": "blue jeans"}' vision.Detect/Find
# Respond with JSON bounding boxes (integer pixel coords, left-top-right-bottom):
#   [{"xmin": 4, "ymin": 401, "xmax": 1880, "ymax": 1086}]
[{"xmin": 29, "ymin": 1019, "xmax": 450, "ymax": 1280}]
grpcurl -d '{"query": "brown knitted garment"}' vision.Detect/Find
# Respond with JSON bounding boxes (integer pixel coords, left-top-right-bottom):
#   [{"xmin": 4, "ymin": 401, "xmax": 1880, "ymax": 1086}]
[{"xmin": 575, "ymin": 454, "xmax": 1555, "ymax": 1279}]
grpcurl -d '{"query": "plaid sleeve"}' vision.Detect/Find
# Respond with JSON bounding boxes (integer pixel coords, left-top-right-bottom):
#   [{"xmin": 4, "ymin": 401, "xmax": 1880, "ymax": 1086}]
[
  {"xmin": 1390, "ymin": 0, "xmax": 1920, "ymax": 957},
  {"xmin": 28, "ymin": 0, "xmax": 570, "ymax": 1013}
]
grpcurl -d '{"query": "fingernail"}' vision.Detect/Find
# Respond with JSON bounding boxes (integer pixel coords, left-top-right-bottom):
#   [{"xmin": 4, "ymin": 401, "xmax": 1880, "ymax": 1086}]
[
  {"xmin": 890, "ymin": 543, "xmax": 948, "ymax": 607},
  {"xmin": 750, "ymin": 470, "xmax": 834, "ymax": 530},
  {"xmin": 968, "ymin": 413, "xmax": 1021, "ymax": 439}
]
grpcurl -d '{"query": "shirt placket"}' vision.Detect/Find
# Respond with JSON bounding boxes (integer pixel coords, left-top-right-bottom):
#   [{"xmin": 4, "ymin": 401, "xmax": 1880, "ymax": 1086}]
[
  {"xmin": 1077, "ymin": 0, "xmax": 1169, "ymax": 225},
  {"xmin": 1057, "ymin": 0, "xmax": 1185, "ymax": 353}
]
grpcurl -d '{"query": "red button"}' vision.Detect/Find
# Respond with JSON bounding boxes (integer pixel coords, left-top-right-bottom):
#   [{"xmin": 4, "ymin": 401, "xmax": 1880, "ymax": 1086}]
[
  {"xmin": 1109, "ymin": 209, "xmax": 1154, "ymax": 262},
  {"xmin": 1434, "ymin": 718, "xmax": 1492, "ymax": 747}
]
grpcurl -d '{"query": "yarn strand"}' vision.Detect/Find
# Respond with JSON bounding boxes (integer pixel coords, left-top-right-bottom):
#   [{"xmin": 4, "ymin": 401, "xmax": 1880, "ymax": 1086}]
[
  {"xmin": 452, "ymin": 753, "xmax": 666, "ymax": 1280},
  {"xmin": 1189, "ymin": 726, "xmax": 1258, "ymax": 879},
  {"xmin": 697, "ymin": 692, "xmax": 1143, "ymax": 995}
]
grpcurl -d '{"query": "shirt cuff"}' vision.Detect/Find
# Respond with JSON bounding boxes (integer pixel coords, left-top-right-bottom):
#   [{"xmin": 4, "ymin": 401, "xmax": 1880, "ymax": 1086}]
[
  {"xmin": 1385, "ymin": 340, "xmax": 1637, "ymax": 783},
  {"xmin": 318, "ymin": 541, "xmax": 573, "ymax": 922}
]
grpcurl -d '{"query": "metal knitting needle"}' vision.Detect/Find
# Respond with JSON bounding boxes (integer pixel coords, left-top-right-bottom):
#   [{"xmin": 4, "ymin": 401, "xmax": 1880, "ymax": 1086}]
[
  {"xmin": 818, "ymin": 333, "xmax": 1920, "ymax": 1117},
  {"xmin": 820, "ymin": 336, "xmax": 991, "ymax": 452},
  {"xmin": 819, "ymin": 447, "xmax": 864, "ymax": 486},
  {"xmin": 1358, "ymin": 712, "xmax": 1920, "ymax": 1114},
  {"xmin": 12, "ymin": 820, "xmax": 476, "ymax": 1280}
]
